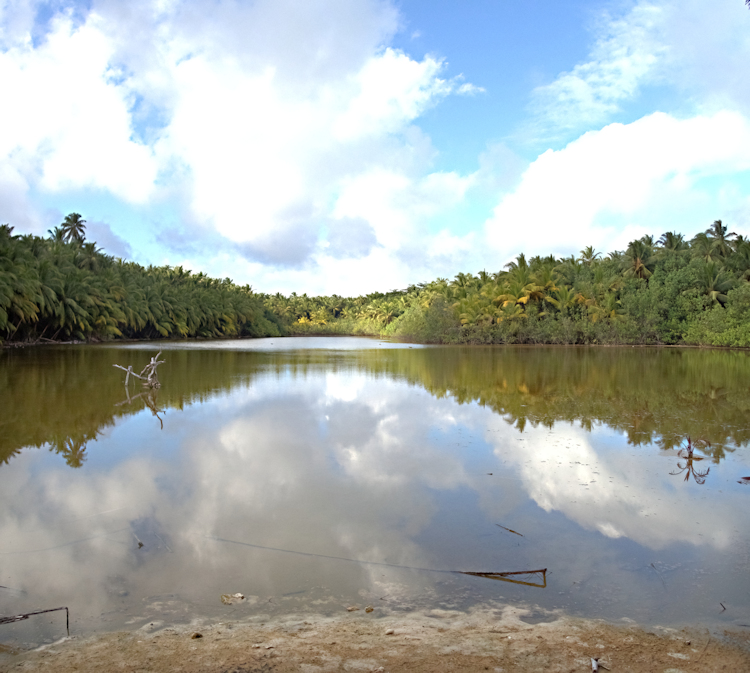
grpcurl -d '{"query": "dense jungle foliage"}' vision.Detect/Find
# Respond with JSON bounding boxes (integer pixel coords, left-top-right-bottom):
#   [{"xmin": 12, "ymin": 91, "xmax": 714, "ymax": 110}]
[
  {"xmin": 0, "ymin": 217, "xmax": 285, "ymax": 344},
  {"xmin": 2, "ymin": 215, "xmax": 749, "ymax": 347},
  {"xmin": 266, "ymin": 221, "xmax": 750, "ymax": 347}
]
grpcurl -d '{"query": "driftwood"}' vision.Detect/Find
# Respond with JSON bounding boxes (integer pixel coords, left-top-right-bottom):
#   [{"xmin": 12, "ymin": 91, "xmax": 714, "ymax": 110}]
[
  {"xmin": 113, "ymin": 351, "xmax": 165, "ymax": 389},
  {"xmin": 0, "ymin": 606, "xmax": 69, "ymax": 636},
  {"xmin": 459, "ymin": 569, "xmax": 547, "ymax": 588}
]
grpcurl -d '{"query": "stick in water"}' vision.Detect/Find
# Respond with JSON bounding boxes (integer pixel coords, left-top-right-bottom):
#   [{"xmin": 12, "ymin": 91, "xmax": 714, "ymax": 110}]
[{"xmin": 0, "ymin": 607, "xmax": 69, "ymax": 636}]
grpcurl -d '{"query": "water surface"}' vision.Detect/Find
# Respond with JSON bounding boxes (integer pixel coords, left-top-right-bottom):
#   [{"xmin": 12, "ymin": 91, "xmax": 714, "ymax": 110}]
[{"xmin": 2, "ymin": 338, "xmax": 750, "ymax": 650}]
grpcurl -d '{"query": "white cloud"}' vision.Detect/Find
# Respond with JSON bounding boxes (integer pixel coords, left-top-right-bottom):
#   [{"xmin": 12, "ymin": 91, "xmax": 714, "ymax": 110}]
[
  {"xmin": 0, "ymin": 0, "xmax": 485, "ymax": 280},
  {"xmin": 530, "ymin": 2, "xmax": 667, "ymax": 133},
  {"xmin": 5, "ymin": 0, "xmax": 749, "ymax": 294},
  {"xmin": 528, "ymin": 0, "xmax": 750, "ymax": 140},
  {"xmin": 333, "ymin": 48, "xmax": 452, "ymax": 142},
  {"xmin": 486, "ymin": 110, "xmax": 750, "ymax": 259},
  {"xmin": 0, "ymin": 13, "xmax": 157, "ymax": 204},
  {"xmin": 456, "ymin": 82, "xmax": 485, "ymax": 96}
]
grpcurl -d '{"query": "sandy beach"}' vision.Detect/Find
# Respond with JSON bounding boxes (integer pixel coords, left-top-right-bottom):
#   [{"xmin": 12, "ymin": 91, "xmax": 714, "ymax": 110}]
[{"xmin": 3, "ymin": 605, "xmax": 750, "ymax": 673}]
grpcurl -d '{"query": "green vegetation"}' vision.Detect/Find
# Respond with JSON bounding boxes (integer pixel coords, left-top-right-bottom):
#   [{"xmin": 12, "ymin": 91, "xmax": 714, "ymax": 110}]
[
  {"xmin": 2, "ymin": 216, "xmax": 749, "ymax": 347},
  {"xmin": 265, "ymin": 221, "xmax": 750, "ymax": 347},
  {"xmin": 0, "ymin": 219, "xmax": 285, "ymax": 344}
]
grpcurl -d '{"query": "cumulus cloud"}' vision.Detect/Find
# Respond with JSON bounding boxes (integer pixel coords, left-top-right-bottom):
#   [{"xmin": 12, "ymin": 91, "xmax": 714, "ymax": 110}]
[
  {"xmin": 0, "ymin": 13, "xmax": 157, "ymax": 203},
  {"xmin": 486, "ymin": 110, "xmax": 750, "ymax": 260},
  {"xmin": 4, "ymin": 0, "xmax": 748, "ymax": 293},
  {"xmin": 325, "ymin": 216, "xmax": 379, "ymax": 259},
  {"xmin": 527, "ymin": 0, "xmax": 750, "ymax": 141},
  {"xmin": 85, "ymin": 218, "xmax": 134, "ymax": 258},
  {"xmin": 0, "ymin": 0, "xmax": 487, "ymax": 283},
  {"xmin": 529, "ymin": 2, "xmax": 667, "ymax": 135},
  {"xmin": 0, "ymin": 163, "xmax": 37, "ymax": 230}
]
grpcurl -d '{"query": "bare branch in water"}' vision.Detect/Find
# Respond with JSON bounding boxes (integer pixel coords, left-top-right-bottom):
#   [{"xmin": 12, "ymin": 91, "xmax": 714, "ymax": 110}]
[
  {"xmin": 113, "ymin": 352, "xmax": 165, "ymax": 389},
  {"xmin": 0, "ymin": 607, "xmax": 69, "ymax": 636}
]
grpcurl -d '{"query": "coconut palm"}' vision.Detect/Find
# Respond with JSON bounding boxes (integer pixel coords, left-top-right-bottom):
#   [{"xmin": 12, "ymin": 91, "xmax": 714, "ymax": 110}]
[
  {"xmin": 699, "ymin": 262, "xmax": 736, "ymax": 305},
  {"xmin": 705, "ymin": 219, "xmax": 736, "ymax": 259},
  {"xmin": 60, "ymin": 213, "xmax": 86, "ymax": 244},
  {"xmin": 578, "ymin": 246, "xmax": 601, "ymax": 265},
  {"xmin": 622, "ymin": 239, "xmax": 655, "ymax": 280},
  {"xmin": 547, "ymin": 286, "xmax": 578, "ymax": 316},
  {"xmin": 658, "ymin": 231, "xmax": 687, "ymax": 252}
]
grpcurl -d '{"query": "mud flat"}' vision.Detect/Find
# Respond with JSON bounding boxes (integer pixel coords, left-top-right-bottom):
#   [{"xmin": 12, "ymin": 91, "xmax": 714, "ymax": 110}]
[{"xmin": 2, "ymin": 605, "xmax": 750, "ymax": 673}]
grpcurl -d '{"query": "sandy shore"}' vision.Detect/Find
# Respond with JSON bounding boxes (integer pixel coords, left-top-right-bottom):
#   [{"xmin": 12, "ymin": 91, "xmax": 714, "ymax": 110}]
[{"xmin": 2, "ymin": 606, "xmax": 749, "ymax": 672}]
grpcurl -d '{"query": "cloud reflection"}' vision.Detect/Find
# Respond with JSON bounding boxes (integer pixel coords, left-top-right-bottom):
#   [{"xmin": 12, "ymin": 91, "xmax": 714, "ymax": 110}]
[
  {"xmin": 2, "ymin": 359, "xmax": 750, "ymax": 637},
  {"xmin": 484, "ymin": 419, "xmax": 745, "ymax": 550}
]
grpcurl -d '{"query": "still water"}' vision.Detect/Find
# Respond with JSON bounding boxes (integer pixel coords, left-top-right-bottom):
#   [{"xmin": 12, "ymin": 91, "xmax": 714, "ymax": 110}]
[{"xmin": 2, "ymin": 338, "xmax": 750, "ymax": 649}]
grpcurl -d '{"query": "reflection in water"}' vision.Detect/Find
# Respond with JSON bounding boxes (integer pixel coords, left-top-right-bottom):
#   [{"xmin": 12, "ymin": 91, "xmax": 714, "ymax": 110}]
[
  {"xmin": 3, "ymin": 343, "xmax": 750, "ymax": 468},
  {"xmin": 459, "ymin": 570, "xmax": 547, "ymax": 588},
  {"xmin": 116, "ymin": 387, "xmax": 165, "ymax": 430},
  {"xmin": 54, "ymin": 437, "xmax": 89, "ymax": 468},
  {"xmin": 0, "ymin": 607, "xmax": 69, "ymax": 637},
  {"xmin": 1, "ymin": 339, "xmax": 750, "ymax": 649},
  {"xmin": 670, "ymin": 438, "xmax": 712, "ymax": 485},
  {"xmin": 209, "ymin": 536, "xmax": 547, "ymax": 589}
]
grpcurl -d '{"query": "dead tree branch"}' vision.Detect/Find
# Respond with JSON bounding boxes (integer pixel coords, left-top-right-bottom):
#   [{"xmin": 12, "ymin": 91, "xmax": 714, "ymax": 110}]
[{"xmin": 113, "ymin": 351, "xmax": 165, "ymax": 389}]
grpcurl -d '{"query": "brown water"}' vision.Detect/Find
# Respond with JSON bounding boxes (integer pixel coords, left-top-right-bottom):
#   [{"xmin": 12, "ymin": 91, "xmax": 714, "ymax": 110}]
[{"xmin": 1, "ymin": 338, "xmax": 750, "ymax": 651}]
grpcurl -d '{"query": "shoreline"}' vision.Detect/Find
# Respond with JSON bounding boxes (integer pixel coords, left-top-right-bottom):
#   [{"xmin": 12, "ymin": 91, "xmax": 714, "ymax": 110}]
[
  {"xmin": 3, "ymin": 334, "xmax": 748, "ymax": 351},
  {"xmin": 3, "ymin": 606, "xmax": 749, "ymax": 672}
]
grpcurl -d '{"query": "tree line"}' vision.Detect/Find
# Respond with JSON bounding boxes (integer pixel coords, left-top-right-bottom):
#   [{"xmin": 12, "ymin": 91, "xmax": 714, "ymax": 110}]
[
  {"xmin": 0, "ymin": 215, "xmax": 284, "ymax": 344},
  {"xmin": 266, "ymin": 220, "xmax": 750, "ymax": 347},
  {"xmin": 3, "ymin": 215, "xmax": 749, "ymax": 347}
]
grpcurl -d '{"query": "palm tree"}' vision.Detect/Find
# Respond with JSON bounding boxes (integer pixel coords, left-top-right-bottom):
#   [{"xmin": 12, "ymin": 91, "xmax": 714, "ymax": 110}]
[
  {"xmin": 691, "ymin": 232, "xmax": 719, "ymax": 262},
  {"xmin": 578, "ymin": 246, "xmax": 601, "ymax": 266},
  {"xmin": 588, "ymin": 292, "xmax": 625, "ymax": 323},
  {"xmin": 705, "ymin": 219, "xmax": 736, "ymax": 259},
  {"xmin": 60, "ymin": 213, "xmax": 87, "ymax": 244},
  {"xmin": 495, "ymin": 280, "xmax": 534, "ymax": 308},
  {"xmin": 658, "ymin": 231, "xmax": 687, "ymax": 252},
  {"xmin": 76, "ymin": 242, "xmax": 102, "ymax": 271},
  {"xmin": 47, "ymin": 226, "xmax": 66, "ymax": 244},
  {"xmin": 699, "ymin": 262, "xmax": 736, "ymax": 305},
  {"xmin": 547, "ymin": 286, "xmax": 578, "ymax": 316},
  {"xmin": 622, "ymin": 239, "xmax": 655, "ymax": 280}
]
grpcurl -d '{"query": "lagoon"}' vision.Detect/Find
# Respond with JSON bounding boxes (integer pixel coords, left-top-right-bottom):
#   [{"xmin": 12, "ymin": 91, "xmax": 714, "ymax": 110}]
[{"xmin": 2, "ymin": 338, "xmax": 750, "ymax": 652}]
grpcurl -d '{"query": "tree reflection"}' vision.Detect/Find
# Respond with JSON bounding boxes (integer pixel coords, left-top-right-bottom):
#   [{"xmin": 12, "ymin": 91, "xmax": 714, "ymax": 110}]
[
  {"xmin": 2, "ymin": 345, "xmax": 750, "ymax": 469},
  {"xmin": 49, "ymin": 432, "xmax": 98, "ymax": 468},
  {"xmin": 670, "ymin": 437, "xmax": 711, "ymax": 485}
]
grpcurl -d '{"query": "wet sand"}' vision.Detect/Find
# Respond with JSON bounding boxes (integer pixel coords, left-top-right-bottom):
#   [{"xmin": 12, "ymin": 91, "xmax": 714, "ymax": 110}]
[{"xmin": 3, "ymin": 606, "xmax": 749, "ymax": 672}]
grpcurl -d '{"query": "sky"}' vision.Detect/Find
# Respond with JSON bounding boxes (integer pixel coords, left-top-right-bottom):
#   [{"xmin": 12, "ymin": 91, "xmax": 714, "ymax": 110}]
[{"xmin": 1, "ymin": 0, "xmax": 749, "ymax": 296}]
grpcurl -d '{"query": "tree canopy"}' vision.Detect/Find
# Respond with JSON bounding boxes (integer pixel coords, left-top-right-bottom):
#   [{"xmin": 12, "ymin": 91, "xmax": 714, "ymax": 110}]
[
  {"xmin": 2, "ymin": 216, "xmax": 750, "ymax": 348},
  {"xmin": 0, "ymin": 222, "xmax": 285, "ymax": 343},
  {"xmin": 265, "ymin": 224, "xmax": 750, "ymax": 348}
]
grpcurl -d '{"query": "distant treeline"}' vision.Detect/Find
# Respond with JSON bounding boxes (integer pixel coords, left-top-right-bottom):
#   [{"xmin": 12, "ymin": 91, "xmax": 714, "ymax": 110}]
[
  {"xmin": 0, "ymin": 219, "xmax": 285, "ymax": 344},
  {"xmin": 3, "ymin": 217, "xmax": 750, "ymax": 347},
  {"xmin": 265, "ymin": 221, "xmax": 750, "ymax": 347}
]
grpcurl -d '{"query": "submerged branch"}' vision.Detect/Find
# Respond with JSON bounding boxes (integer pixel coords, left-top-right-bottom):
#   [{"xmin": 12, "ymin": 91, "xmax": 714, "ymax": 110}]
[
  {"xmin": 207, "ymin": 536, "xmax": 548, "ymax": 589},
  {"xmin": 0, "ymin": 607, "xmax": 69, "ymax": 636}
]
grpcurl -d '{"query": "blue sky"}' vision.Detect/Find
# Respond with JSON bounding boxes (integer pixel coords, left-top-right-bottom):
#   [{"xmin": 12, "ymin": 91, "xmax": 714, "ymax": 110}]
[{"xmin": 1, "ymin": 0, "xmax": 749, "ymax": 295}]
